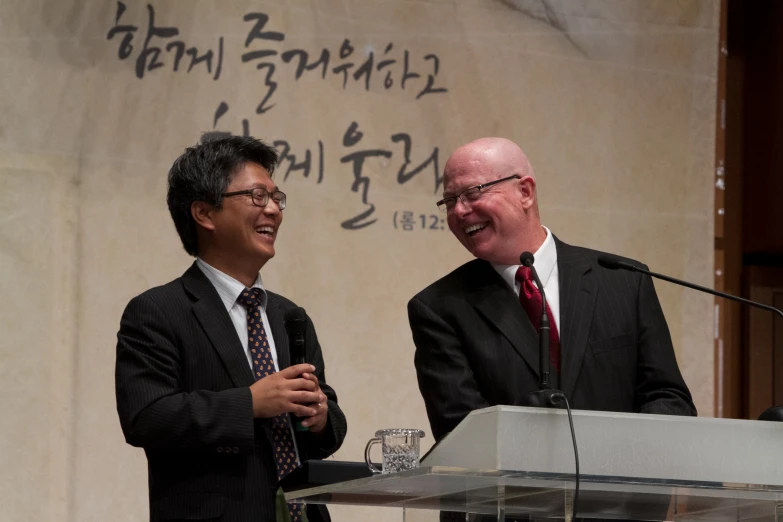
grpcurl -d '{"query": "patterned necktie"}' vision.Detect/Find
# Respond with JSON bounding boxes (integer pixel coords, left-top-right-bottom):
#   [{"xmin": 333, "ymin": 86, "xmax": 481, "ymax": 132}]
[
  {"xmin": 514, "ymin": 266, "xmax": 561, "ymax": 372},
  {"xmin": 236, "ymin": 287, "xmax": 304, "ymax": 522}
]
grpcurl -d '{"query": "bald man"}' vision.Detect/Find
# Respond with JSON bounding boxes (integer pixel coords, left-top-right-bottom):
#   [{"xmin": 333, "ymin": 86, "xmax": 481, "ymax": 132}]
[{"xmin": 408, "ymin": 137, "xmax": 695, "ymax": 441}]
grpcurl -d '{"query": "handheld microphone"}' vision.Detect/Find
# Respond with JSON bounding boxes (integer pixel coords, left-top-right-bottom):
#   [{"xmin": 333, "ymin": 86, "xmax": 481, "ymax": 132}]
[
  {"xmin": 284, "ymin": 307, "xmax": 307, "ymax": 365},
  {"xmin": 284, "ymin": 307, "xmax": 309, "ymax": 431},
  {"xmin": 597, "ymin": 254, "xmax": 783, "ymax": 320}
]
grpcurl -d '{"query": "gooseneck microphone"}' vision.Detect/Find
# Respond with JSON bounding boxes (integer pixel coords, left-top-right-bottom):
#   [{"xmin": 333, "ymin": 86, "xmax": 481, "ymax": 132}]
[
  {"xmin": 519, "ymin": 252, "xmax": 580, "ymax": 521},
  {"xmin": 518, "ymin": 252, "xmax": 563, "ymax": 407},
  {"xmin": 597, "ymin": 254, "xmax": 783, "ymax": 320},
  {"xmin": 598, "ymin": 252, "xmax": 783, "ymax": 426},
  {"xmin": 519, "ymin": 252, "xmax": 552, "ymax": 389},
  {"xmin": 284, "ymin": 307, "xmax": 309, "ymax": 431}
]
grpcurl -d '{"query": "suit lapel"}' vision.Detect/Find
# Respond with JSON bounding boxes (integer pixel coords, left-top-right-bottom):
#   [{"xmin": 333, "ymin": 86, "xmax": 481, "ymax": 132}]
[
  {"xmin": 182, "ymin": 263, "xmax": 255, "ymax": 387},
  {"xmin": 555, "ymin": 239, "xmax": 597, "ymax": 400},
  {"xmin": 265, "ymin": 293, "xmax": 291, "ymax": 370},
  {"xmin": 470, "ymin": 260, "xmax": 541, "ymax": 378}
]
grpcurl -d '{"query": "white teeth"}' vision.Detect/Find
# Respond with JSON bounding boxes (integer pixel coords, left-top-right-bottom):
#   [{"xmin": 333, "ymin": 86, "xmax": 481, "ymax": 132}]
[
  {"xmin": 256, "ymin": 226, "xmax": 274, "ymax": 234},
  {"xmin": 465, "ymin": 223, "xmax": 486, "ymax": 234}
]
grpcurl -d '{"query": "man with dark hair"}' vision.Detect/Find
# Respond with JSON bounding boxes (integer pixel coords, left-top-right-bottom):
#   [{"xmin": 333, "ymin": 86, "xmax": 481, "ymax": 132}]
[
  {"xmin": 116, "ymin": 134, "xmax": 346, "ymax": 522},
  {"xmin": 409, "ymin": 137, "xmax": 695, "ymax": 443}
]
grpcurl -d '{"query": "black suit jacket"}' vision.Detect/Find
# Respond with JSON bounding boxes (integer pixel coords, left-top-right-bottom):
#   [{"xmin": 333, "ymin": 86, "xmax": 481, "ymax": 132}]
[
  {"xmin": 115, "ymin": 263, "xmax": 347, "ymax": 522},
  {"xmin": 408, "ymin": 237, "xmax": 696, "ymax": 441}
]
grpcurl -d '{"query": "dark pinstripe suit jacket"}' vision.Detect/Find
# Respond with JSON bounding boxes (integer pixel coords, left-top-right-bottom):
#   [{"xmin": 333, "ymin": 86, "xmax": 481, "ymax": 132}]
[
  {"xmin": 409, "ymin": 236, "xmax": 696, "ymax": 441},
  {"xmin": 115, "ymin": 263, "xmax": 347, "ymax": 522}
]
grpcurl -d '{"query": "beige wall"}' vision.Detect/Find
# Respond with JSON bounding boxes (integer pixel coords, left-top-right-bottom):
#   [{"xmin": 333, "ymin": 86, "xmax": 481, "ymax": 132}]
[{"xmin": 0, "ymin": 1, "xmax": 718, "ymax": 520}]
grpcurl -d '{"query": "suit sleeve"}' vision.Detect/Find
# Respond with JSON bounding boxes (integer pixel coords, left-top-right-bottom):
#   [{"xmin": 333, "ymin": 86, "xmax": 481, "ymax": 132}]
[
  {"xmin": 634, "ymin": 270, "xmax": 697, "ymax": 416},
  {"xmin": 295, "ymin": 313, "xmax": 347, "ymax": 460},
  {"xmin": 408, "ymin": 296, "xmax": 490, "ymax": 441},
  {"xmin": 115, "ymin": 293, "xmax": 256, "ymax": 453}
]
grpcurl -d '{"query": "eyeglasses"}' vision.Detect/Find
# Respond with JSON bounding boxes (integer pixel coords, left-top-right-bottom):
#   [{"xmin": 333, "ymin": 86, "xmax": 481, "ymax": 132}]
[
  {"xmin": 221, "ymin": 187, "xmax": 287, "ymax": 210},
  {"xmin": 436, "ymin": 174, "xmax": 520, "ymax": 213}
]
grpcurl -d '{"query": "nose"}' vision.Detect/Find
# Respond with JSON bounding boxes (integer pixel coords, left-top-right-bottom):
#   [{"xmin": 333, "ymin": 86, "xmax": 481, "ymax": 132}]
[
  {"xmin": 452, "ymin": 197, "xmax": 472, "ymax": 219},
  {"xmin": 263, "ymin": 199, "xmax": 282, "ymax": 216}
]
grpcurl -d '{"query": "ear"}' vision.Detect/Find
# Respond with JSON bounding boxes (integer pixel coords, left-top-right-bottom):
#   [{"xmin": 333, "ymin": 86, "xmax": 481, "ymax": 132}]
[
  {"xmin": 517, "ymin": 175, "xmax": 537, "ymax": 211},
  {"xmin": 191, "ymin": 201, "xmax": 217, "ymax": 232}
]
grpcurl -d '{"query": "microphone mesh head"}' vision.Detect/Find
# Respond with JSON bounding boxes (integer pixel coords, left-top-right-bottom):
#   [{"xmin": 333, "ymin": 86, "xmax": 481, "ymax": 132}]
[
  {"xmin": 519, "ymin": 251, "xmax": 535, "ymax": 267},
  {"xmin": 597, "ymin": 254, "xmax": 624, "ymax": 270},
  {"xmin": 284, "ymin": 307, "xmax": 306, "ymax": 324}
]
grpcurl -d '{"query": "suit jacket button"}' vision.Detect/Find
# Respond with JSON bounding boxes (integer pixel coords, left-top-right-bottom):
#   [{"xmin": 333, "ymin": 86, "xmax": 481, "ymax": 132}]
[
  {"xmin": 217, "ymin": 447, "xmax": 223, "ymax": 453},
  {"xmin": 232, "ymin": 446, "xmax": 240, "ymax": 453}
]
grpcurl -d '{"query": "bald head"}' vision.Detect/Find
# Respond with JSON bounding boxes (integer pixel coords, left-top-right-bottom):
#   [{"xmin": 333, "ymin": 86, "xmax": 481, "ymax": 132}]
[
  {"xmin": 444, "ymin": 137, "xmax": 534, "ymax": 184},
  {"xmin": 444, "ymin": 137, "xmax": 539, "ymax": 218},
  {"xmin": 441, "ymin": 137, "xmax": 545, "ymax": 264}
]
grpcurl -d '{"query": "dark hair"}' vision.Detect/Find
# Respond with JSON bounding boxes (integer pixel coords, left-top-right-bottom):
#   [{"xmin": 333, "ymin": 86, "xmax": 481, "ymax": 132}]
[{"xmin": 167, "ymin": 133, "xmax": 279, "ymax": 256}]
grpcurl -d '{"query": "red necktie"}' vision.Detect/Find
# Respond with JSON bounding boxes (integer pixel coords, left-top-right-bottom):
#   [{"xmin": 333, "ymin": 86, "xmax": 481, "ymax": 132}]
[{"xmin": 514, "ymin": 266, "xmax": 561, "ymax": 372}]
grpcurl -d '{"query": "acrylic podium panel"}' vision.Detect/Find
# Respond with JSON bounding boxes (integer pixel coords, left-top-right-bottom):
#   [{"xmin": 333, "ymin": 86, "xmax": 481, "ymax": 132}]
[
  {"xmin": 421, "ymin": 406, "xmax": 783, "ymax": 486},
  {"xmin": 287, "ymin": 407, "xmax": 783, "ymax": 521}
]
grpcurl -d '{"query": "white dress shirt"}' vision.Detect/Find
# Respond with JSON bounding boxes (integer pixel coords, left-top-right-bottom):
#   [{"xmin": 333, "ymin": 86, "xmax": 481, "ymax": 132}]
[
  {"xmin": 196, "ymin": 258, "xmax": 280, "ymax": 371},
  {"xmin": 492, "ymin": 226, "xmax": 561, "ymax": 333}
]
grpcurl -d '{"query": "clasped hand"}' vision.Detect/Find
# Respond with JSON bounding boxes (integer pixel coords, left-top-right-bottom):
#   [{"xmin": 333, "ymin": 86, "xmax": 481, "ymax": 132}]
[{"xmin": 250, "ymin": 364, "xmax": 328, "ymax": 432}]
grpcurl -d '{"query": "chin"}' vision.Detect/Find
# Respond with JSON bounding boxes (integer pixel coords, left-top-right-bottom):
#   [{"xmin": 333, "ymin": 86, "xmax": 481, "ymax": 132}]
[
  {"xmin": 469, "ymin": 246, "xmax": 493, "ymax": 262},
  {"xmin": 467, "ymin": 239, "xmax": 491, "ymax": 257},
  {"xmin": 471, "ymin": 246, "xmax": 508, "ymax": 265},
  {"xmin": 252, "ymin": 246, "xmax": 275, "ymax": 263}
]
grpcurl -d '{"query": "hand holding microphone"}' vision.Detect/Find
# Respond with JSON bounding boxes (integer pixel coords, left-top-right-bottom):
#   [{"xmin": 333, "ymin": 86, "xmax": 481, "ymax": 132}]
[
  {"xmin": 285, "ymin": 308, "xmax": 329, "ymax": 432},
  {"xmin": 249, "ymin": 363, "xmax": 322, "ymax": 419}
]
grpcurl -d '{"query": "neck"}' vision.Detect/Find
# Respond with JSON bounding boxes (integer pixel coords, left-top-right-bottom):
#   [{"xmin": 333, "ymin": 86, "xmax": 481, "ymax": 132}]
[
  {"xmin": 499, "ymin": 225, "xmax": 546, "ymax": 265},
  {"xmin": 526, "ymin": 225, "xmax": 548, "ymax": 255},
  {"xmin": 199, "ymin": 250, "xmax": 265, "ymax": 288}
]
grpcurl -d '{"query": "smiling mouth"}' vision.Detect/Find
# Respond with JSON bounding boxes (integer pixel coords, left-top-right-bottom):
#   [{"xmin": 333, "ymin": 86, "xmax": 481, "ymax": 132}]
[
  {"xmin": 464, "ymin": 223, "xmax": 487, "ymax": 236},
  {"xmin": 255, "ymin": 226, "xmax": 275, "ymax": 237}
]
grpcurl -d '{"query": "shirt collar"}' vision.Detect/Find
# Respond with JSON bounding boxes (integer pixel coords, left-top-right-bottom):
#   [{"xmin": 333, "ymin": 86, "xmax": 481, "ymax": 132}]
[
  {"xmin": 196, "ymin": 258, "xmax": 267, "ymax": 312},
  {"xmin": 492, "ymin": 226, "xmax": 557, "ymax": 291}
]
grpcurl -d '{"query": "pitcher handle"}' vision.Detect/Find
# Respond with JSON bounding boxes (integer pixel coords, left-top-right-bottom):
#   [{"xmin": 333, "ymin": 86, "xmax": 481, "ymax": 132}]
[{"xmin": 364, "ymin": 437, "xmax": 382, "ymax": 474}]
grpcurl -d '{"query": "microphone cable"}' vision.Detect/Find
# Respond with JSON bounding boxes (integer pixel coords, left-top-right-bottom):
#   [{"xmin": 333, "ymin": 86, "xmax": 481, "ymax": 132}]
[{"xmin": 550, "ymin": 392, "xmax": 579, "ymax": 522}]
